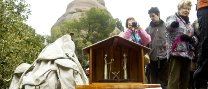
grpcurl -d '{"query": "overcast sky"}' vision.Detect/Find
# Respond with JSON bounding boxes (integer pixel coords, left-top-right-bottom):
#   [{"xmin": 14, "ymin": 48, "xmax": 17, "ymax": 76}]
[{"xmin": 26, "ymin": 0, "xmax": 197, "ymax": 36}]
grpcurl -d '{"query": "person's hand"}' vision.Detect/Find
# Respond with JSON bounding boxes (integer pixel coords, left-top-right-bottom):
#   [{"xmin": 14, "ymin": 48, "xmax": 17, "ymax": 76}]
[
  {"xmin": 180, "ymin": 34, "xmax": 192, "ymax": 42},
  {"xmin": 191, "ymin": 36, "xmax": 198, "ymax": 46},
  {"xmin": 180, "ymin": 35, "xmax": 199, "ymax": 46},
  {"xmin": 170, "ymin": 21, "xmax": 179, "ymax": 28},
  {"xmin": 136, "ymin": 25, "xmax": 142, "ymax": 31}
]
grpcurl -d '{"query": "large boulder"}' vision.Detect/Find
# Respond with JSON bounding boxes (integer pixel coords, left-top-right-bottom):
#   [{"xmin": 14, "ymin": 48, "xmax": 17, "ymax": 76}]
[
  {"xmin": 51, "ymin": 0, "xmax": 121, "ymax": 38},
  {"xmin": 53, "ymin": 0, "xmax": 106, "ymax": 27}
]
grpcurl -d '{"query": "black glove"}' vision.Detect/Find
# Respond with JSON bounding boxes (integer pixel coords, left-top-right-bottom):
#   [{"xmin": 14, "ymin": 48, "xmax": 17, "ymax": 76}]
[
  {"xmin": 180, "ymin": 35, "xmax": 199, "ymax": 46},
  {"xmin": 170, "ymin": 21, "xmax": 179, "ymax": 28},
  {"xmin": 180, "ymin": 34, "xmax": 192, "ymax": 42}
]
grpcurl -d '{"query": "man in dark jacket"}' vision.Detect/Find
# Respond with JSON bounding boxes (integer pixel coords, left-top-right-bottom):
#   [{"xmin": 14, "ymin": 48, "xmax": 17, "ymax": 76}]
[
  {"xmin": 194, "ymin": 0, "xmax": 208, "ymax": 89},
  {"xmin": 145, "ymin": 7, "xmax": 168, "ymax": 89}
]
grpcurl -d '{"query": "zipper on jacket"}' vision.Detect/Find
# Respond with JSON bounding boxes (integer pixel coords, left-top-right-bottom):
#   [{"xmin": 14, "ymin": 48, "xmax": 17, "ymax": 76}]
[{"xmin": 156, "ymin": 28, "xmax": 159, "ymax": 66}]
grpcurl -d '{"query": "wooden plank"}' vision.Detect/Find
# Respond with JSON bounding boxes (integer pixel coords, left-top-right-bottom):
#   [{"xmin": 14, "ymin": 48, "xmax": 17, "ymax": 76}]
[
  {"xmin": 95, "ymin": 48, "xmax": 104, "ymax": 82},
  {"xmin": 76, "ymin": 83, "xmax": 161, "ymax": 89},
  {"xmin": 90, "ymin": 48, "xmax": 93, "ymax": 84},
  {"xmin": 140, "ymin": 47, "xmax": 145, "ymax": 83},
  {"xmin": 128, "ymin": 50, "xmax": 138, "ymax": 82}
]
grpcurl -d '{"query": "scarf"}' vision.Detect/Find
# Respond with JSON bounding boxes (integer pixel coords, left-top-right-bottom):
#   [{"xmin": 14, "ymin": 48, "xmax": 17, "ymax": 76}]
[{"xmin": 131, "ymin": 30, "xmax": 141, "ymax": 44}]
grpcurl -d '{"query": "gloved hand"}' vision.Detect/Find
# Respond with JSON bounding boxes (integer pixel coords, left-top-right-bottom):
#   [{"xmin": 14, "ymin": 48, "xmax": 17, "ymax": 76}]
[
  {"xmin": 180, "ymin": 35, "xmax": 199, "ymax": 46},
  {"xmin": 170, "ymin": 21, "xmax": 179, "ymax": 28},
  {"xmin": 180, "ymin": 34, "xmax": 192, "ymax": 42}
]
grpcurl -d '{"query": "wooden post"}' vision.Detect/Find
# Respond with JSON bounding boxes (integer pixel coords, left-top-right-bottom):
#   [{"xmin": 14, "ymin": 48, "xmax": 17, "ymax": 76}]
[
  {"xmin": 90, "ymin": 48, "xmax": 93, "ymax": 84},
  {"xmin": 140, "ymin": 47, "xmax": 145, "ymax": 83}
]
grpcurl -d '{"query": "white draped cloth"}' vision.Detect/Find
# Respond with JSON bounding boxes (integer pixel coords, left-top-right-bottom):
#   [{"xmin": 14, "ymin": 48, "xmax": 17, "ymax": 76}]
[{"xmin": 9, "ymin": 34, "xmax": 88, "ymax": 89}]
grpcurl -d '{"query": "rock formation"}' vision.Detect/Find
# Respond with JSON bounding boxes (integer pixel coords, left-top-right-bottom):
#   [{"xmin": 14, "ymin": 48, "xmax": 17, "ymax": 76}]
[
  {"xmin": 53, "ymin": 0, "xmax": 106, "ymax": 27},
  {"xmin": 51, "ymin": 0, "xmax": 121, "ymax": 36}
]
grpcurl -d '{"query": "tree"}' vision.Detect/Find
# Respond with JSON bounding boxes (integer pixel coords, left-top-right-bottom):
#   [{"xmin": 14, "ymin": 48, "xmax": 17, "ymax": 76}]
[
  {"xmin": 0, "ymin": 0, "xmax": 45, "ymax": 88},
  {"xmin": 115, "ymin": 18, "xmax": 124, "ymax": 31},
  {"xmin": 50, "ymin": 7, "xmax": 116, "ymax": 65}
]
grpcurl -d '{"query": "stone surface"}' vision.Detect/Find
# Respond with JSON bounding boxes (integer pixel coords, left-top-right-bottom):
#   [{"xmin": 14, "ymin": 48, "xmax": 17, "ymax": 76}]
[
  {"xmin": 51, "ymin": 0, "xmax": 121, "ymax": 36},
  {"xmin": 53, "ymin": 0, "xmax": 106, "ymax": 27}
]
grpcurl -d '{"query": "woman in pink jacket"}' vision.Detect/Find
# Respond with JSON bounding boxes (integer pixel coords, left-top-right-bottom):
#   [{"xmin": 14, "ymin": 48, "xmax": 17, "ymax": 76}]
[{"xmin": 119, "ymin": 17, "xmax": 151, "ymax": 46}]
